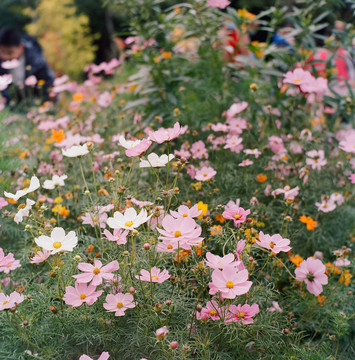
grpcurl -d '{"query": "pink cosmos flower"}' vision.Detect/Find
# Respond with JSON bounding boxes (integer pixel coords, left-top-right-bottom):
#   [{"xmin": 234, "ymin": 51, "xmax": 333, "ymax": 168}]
[
  {"xmin": 207, "ymin": 0, "xmax": 231, "ymax": 8},
  {"xmin": 191, "ymin": 140, "xmax": 208, "ymax": 159},
  {"xmin": 148, "ymin": 122, "xmax": 186, "ymax": 144},
  {"xmin": 334, "ymin": 258, "xmax": 350, "ymax": 267},
  {"xmin": 283, "ymin": 68, "xmax": 314, "ymax": 85},
  {"xmin": 239, "ymin": 159, "xmax": 254, "ymax": 167},
  {"xmin": 236, "ymin": 239, "xmax": 246, "ymax": 261},
  {"xmin": 81, "ymin": 211, "xmax": 108, "ymax": 229},
  {"xmin": 268, "ymin": 136, "xmax": 286, "ymax": 155},
  {"xmin": 256, "ymin": 232, "xmax": 291, "ymax": 254},
  {"xmin": 267, "ymin": 301, "xmax": 282, "ymax": 312},
  {"xmin": 315, "ymin": 198, "xmax": 336, "ymax": 213},
  {"xmin": 209, "ymin": 265, "xmax": 252, "ymax": 299},
  {"xmin": 339, "ymin": 133, "xmax": 355, "ymax": 153},
  {"xmin": 80, "ymin": 352, "xmax": 110, "ymax": 360},
  {"xmin": 272, "ymin": 185, "xmax": 299, "ymax": 200},
  {"xmin": 306, "ymin": 150, "xmax": 327, "ymax": 170},
  {"xmin": 73, "ymin": 259, "xmax": 119, "ymax": 286},
  {"xmin": 0, "ymin": 251, "xmax": 21, "ymax": 274},
  {"xmin": 0, "ymin": 197, "xmax": 8, "ymax": 209},
  {"xmin": 224, "ymin": 135, "xmax": 243, "ymax": 153},
  {"xmin": 196, "ymin": 300, "xmax": 222, "ymax": 321},
  {"xmin": 1, "ymin": 59, "xmax": 20, "ymax": 69},
  {"xmin": 205, "ymin": 252, "xmax": 238, "ymax": 270},
  {"xmin": 224, "ymin": 101, "xmax": 248, "ymax": 119},
  {"xmin": 300, "ymin": 77, "xmax": 328, "ymax": 94},
  {"xmin": 157, "ymin": 215, "xmax": 203, "ymax": 250},
  {"xmin": 194, "ymin": 166, "xmax": 217, "ymax": 181},
  {"xmin": 170, "ymin": 204, "xmax": 202, "ymax": 219},
  {"xmin": 25, "ymin": 75, "xmax": 37, "ymax": 87},
  {"xmin": 222, "ymin": 207, "xmax": 250, "ymax": 226},
  {"xmin": 244, "ymin": 148, "xmax": 261, "ymax": 158},
  {"xmin": 348, "ymin": 173, "xmax": 355, "ymax": 184},
  {"xmin": 103, "ymin": 292, "xmax": 136, "ymax": 316},
  {"xmin": 211, "ymin": 123, "xmax": 228, "ymax": 132},
  {"xmin": 156, "ymin": 326, "xmax": 169, "ymax": 339},
  {"xmin": 225, "ymin": 303, "xmax": 259, "ymax": 324},
  {"xmin": 227, "ymin": 117, "xmax": 247, "ymax": 134},
  {"xmin": 295, "ymin": 257, "xmax": 328, "ymax": 296},
  {"xmin": 135, "ymin": 267, "xmax": 170, "ymax": 283},
  {"xmin": 0, "ymin": 291, "xmax": 24, "ymax": 311},
  {"xmin": 30, "ymin": 250, "xmax": 51, "ymax": 264},
  {"xmin": 63, "ymin": 282, "xmax": 103, "ymax": 307},
  {"xmin": 125, "ymin": 139, "xmax": 152, "ymax": 157},
  {"xmin": 97, "ymin": 91, "xmax": 112, "ymax": 107},
  {"xmin": 103, "ymin": 228, "xmax": 129, "ymax": 245},
  {"xmin": 0, "ymin": 74, "xmax": 12, "ymax": 91},
  {"xmin": 330, "ymin": 192, "xmax": 344, "ymax": 206}
]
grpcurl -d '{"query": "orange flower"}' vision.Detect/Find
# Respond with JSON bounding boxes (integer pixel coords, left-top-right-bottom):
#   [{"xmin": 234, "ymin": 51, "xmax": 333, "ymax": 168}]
[
  {"xmin": 174, "ymin": 249, "xmax": 190, "ymax": 263},
  {"xmin": 256, "ymin": 174, "xmax": 267, "ymax": 183},
  {"xmin": 317, "ymin": 295, "xmax": 327, "ymax": 306},
  {"xmin": 72, "ymin": 92, "xmax": 85, "ymax": 102},
  {"xmin": 210, "ymin": 225, "xmax": 222, "ymax": 236},
  {"xmin": 19, "ymin": 150, "xmax": 29, "ymax": 159},
  {"xmin": 51, "ymin": 129, "xmax": 66, "ymax": 143},
  {"xmin": 290, "ymin": 255, "xmax": 303, "ymax": 267},
  {"xmin": 325, "ymin": 262, "xmax": 341, "ymax": 275},
  {"xmin": 339, "ymin": 270, "xmax": 352, "ymax": 286},
  {"xmin": 86, "ymin": 245, "xmax": 95, "ymax": 253},
  {"xmin": 299, "ymin": 216, "xmax": 317, "ymax": 231},
  {"xmin": 58, "ymin": 206, "xmax": 69, "ymax": 217},
  {"xmin": 214, "ymin": 213, "xmax": 225, "ymax": 223},
  {"xmin": 161, "ymin": 51, "xmax": 172, "ymax": 59}
]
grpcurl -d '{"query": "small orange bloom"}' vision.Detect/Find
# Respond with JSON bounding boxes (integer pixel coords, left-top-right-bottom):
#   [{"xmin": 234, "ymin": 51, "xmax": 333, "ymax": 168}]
[
  {"xmin": 256, "ymin": 174, "xmax": 267, "ymax": 183},
  {"xmin": 317, "ymin": 295, "xmax": 327, "ymax": 306},
  {"xmin": 86, "ymin": 245, "xmax": 95, "ymax": 253},
  {"xmin": 339, "ymin": 270, "xmax": 352, "ymax": 286},
  {"xmin": 290, "ymin": 255, "xmax": 304, "ymax": 267},
  {"xmin": 210, "ymin": 225, "xmax": 222, "ymax": 236},
  {"xmin": 214, "ymin": 213, "xmax": 225, "ymax": 223},
  {"xmin": 72, "ymin": 92, "xmax": 85, "ymax": 102},
  {"xmin": 299, "ymin": 216, "xmax": 317, "ymax": 231},
  {"xmin": 51, "ymin": 129, "xmax": 66, "ymax": 143}
]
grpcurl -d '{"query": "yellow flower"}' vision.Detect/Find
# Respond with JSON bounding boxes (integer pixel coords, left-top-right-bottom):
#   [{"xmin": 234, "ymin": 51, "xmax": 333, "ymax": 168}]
[
  {"xmin": 237, "ymin": 8, "xmax": 256, "ymax": 20},
  {"xmin": 54, "ymin": 196, "xmax": 63, "ymax": 204},
  {"xmin": 197, "ymin": 201, "xmax": 208, "ymax": 219},
  {"xmin": 192, "ymin": 182, "xmax": 202, "ymax": 191}
]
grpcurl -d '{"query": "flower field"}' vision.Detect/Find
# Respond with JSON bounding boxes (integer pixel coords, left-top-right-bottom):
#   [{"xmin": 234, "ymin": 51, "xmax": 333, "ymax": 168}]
[{"xmin": 0, "ymin": 1, "xmax": 354, "ymax": 359}]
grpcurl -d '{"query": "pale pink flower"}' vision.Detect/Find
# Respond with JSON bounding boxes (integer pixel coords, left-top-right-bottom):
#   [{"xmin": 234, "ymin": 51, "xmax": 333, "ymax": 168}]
[
  {"xmin": 267, "ymin": 301, "xmax": 282, "ymax": 312},
  {"xmin": 295, "ymin": 257, "xmax": 328, "ymax": 296},
  {"xmin": 207, "ymin": 0, "xmax": 231, "ymax": 9},
  {"xmin": 81, "ymin": 211, "xmax": 108, "ymax": 229},
  {"xmin": 272, "ymin": 185, "xmax": 299, "ymax": 200},
  {"xmin": 1, "ymin": 59, "xmax": 20, "ymax": 69},
  {"xmin": 224, "ymin": 198, "xmax": 240, "ymax": 210},
  {"xmin": 0, "ymin": 197, "xmax": 8, "ymax": 209},
  {"xmin": 334, "ymin": 258, "xmax": 350, "ymax": 267},
  {"xmin": 205, "ymin": 252, "xmax": 238, "ymax": 270},
  {"xmin": 25, "ymin": 75, "xmax": 37, "ymax": 87},
  {"xmin": 256, "ymin": 232, "xmax": 291, "ymax": 254},
  {"xmin": 306, "ymin": 150, "xmax": 327, "ymax": 170},
  {"xmin": 315, "ymin": 198, "xmax": 336, "ymax": 213},
  {"xmin": 191, "ymin": 140, "xmax": 208, "ymax": 159},
  {"xmin": 80, "ymin": 352, "xmax": 110, "ymax": 360},
  {"xmin": 30, "ymin": 250, "xmax": 51, "ymax": 264},
  {"xmin": 73, "ymin": 259, "xmax": 119, "ymax": 286},
  {"xmin": 211, "ymin": 123, "xmax": 228, "ymax": 132},
  {"xmin": 244, "ymin": 148, "xmax": 261, "ymax": 158},
  {"xmin": 135, "ymin": 267, "xmax": 170, "ymax": 283},
  {"xmin": 236, "ymin": 239, "xmax": 246, "ymax": 261},
  {"xmin": 329, "ymin": 192, "xmax": 344, "ymax": 206},
  {"xmin": 348, "ymin": 173, "xmax": 355, "ymax": 184},
  {"xmin": 63, "ymin": 282, "xmax": 103, "ymax": 307},
  {"xmin": 283, "ymin": 68, "xmax": 314, "ymax": 85},
  {"xmin": 268, "ymin": 136, "xmax": 286, "ymax": 155},
  {"xmin": 103, "ymin": 228, "xmax": 129, "ymax": 245},
  {"xmin": 103, "ymin": 292, "xmax": 136, "ymax": 316},
  {"xmin": 0, "ymin": 74, "xmax": 12, "ymax": 91},
  {"xmin": 224, "ymin": 135, "xmax": 243, "ymax": 153},
  {"xmin": 97, "ymin": 91, "xmax": 112, "ymax": 107},
  {"xmin": 339, "ymin": 133, "xmax": 355, "ymax": 153},
  {"xmin": 148, "ymin": 122, "xmax": 186, "ymax": 144},
  {"xmin": 170, "ymin": 204, "xmax": 202, "ymax": 219},
  {"xmin": 0, "ymin": 291, "xmax": 24, "ymax": 311},
  {"xmin": 156, "ymin": 326, "xmax": 169, "ymax": 339},
  {"xmin": 222, "ymin": 207, "xmax": 250, "ymax": 226},
  {"xmin": 0, "ymin": 251, "xmax": 21, "ymax": 274},
  {"xmin": 210, "ymin": 266, "xmax": 252, "ymax": 299},
  {"xmin": 300, "ymin": 77, "xmax": 328, "ymax": 94},
  {"xmin": 224, "ymin": 101, "xmax": 248, "ymax": 119},
  {"xmin": 196, "ymin": 300, "xmax": 222, "ymax": 321},
  {"xmin": 227, "ymin": 117, "xmax": 247, "ymax": 134},
  {"xmin": 194, "ymin": 166, "xmax": 217, "ymax": 181},
  {"xmin": 239, "ymin": 159, "xmax": 254, "ymax": 167},
  {"xmin": 225, "ymin": 303, "xmax": 259, "ymax": 324},
  {"xmin": 125, "ymin": 139, "xmax": 152, "ymax": 157}
]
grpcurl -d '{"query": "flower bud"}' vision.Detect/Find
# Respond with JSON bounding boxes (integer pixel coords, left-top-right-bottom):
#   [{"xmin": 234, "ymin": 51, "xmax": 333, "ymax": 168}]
[
  {"xmin": 74, "ymin": 255, "xmax": 81, "ymax": 261},
  {"xmin": 143, "ymin": 243, "xmax": 151, "ymax": 250},
  {"xmin": 49, "ymin": 305, "xmax": 58, "ymax": 314},
  {"xmin": 129, "ymin": 287, "xmax": 135, "ymax": 294},
  {"xmin": 170, "ymin": 341, "xmax": 178, "ymax": 349}
]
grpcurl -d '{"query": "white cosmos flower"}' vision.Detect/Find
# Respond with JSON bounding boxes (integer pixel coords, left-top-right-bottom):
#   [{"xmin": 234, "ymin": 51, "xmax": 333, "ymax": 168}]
[
  {"xmin": 139, "ymin": 153, "xmax": 175, "ymax": 168},
  {"xmin": 107, "ymin": 207, "xmax": 152, "ymax": 230},
  {"xmin": 62, "ymin": 144, "xmax": 89, "ymax": 158},
  {"xmin": 43, "ymin": 174, "xmax": 68, "ymax": 190},
  {"xmin": 118, "ymin": 136, "xmax": 141, "ymax": 149},
  {"xmin": 14, "ymin": 199, "xmax": 35, "ymax": 224},
  {"xmin": 35, "ymin": 227, "xmax": 78, "ymax": 254},
  {"xmin": 4, "ymin": 175, "xmax": 40, "ymax": 201}
]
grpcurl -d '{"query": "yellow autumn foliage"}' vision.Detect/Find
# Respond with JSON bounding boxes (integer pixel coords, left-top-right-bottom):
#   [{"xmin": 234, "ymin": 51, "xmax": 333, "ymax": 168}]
[{"xmin": 24, "ymin": 0, "xmax": 97, "ymax": 78}]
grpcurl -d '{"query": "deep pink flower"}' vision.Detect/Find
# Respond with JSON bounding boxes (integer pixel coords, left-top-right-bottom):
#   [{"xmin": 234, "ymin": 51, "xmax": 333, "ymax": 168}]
[
  {"xmin": 210, "ymin": 266, "xmax": 252, "ymax": 299},
  {"xmin": 222, "ymin": 207, "xmax": 250, "ymax": 226},
  {"xmin": 148, "ymin": 122, "xmax": 186, "ymax": 144},
  {"xmin": 125, "ymin": 139, "xmax": 152, "ymax": 157},
  {"xmin": 103, "ymin": 292, "xmax": 136, "ymax": 316},
  {"xmin": 295, "ymin": 257, "xmax": 328, "ymax": 296},
  {"xmin": 80, "ymin": 352, "xmax": 110, "ymax": 360},
  {"xmin": 0, "ymin": 291, "xmax": 24, "ymax": 311},
  {"xmin": 205, "ymin": 252, "xmax": 237, "ymax": 270},
  {"xmin": 256, "ymin": 232, "xmax": 292, "ymax": 254},
  {"xmin": 73, "ymin": 259, "xmax": 119, "ymax": 286},
  {"xmin": 63, "ymin": 282, "xmax": 103, "ymax": 307},
  {"xmin": 225, "ymin": 303, "xmax": 259, "ymax": 324},
  {"xmin": 135, "ymin": 267, "xmax": 170, "ymax": 283},
  {"xmin": 103, "ymin": 228, "xmax": 129, "ymax": 245},
  {"xmin": 194, "ymin": 166, "xmax": 217, "ymax": 181}
]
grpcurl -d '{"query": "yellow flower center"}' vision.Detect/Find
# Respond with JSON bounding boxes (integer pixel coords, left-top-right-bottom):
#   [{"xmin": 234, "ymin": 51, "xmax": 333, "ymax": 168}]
[
  {"xmin": 269, "ymin": 242, "xmax": 275, "ymax": 249},
  {"xmin": 226, "ymin": 281, "xmax": 234, "ymax": 289},
  {"xmin": 174, "ymin": 230, "xmax": 182, "ymax": 237},
  {"xmin": 167, "ymin": 244, "xmax": 173, "ymax": 249},
  {"xmin": 152, "ymin": 276, "xmax": 159, "ymax": 281},
  {"xmin": 233, "ymin": 214, "xmax": 241, "ymax": 220},
  {"xmin": 209, "ymin": 310, "xmax": 217, "ymax": 316},
  {"xmin": 93, "ymin": 217, "xmax": 98, "ymax": 222},
  {"xmin": 93, "ymin": 268, "xmax": 101, "ymax": 275},
  {"xmin": 182, "ymin": 213, "xmax": 188, "ymax": 217},
  {"xmin": 53, "ymin": 242, "xmax": 62, "ymax": 249},
  {"xmin": 125, "ymin": 221, "xmax": 134, "ymax": 227},
  {"xmin": 2, "ymin": 301, "xmax": 9, "ymax": 306},
  {"xmin": 237, "ymin": 311, "xmax": 245, "ymax": 318},
  {"xmin": 80, "ymin": 294, "xmax": 87, "ymax": 300},
  {"xmin": 294, "ymin": 79, "xmax": 300, "ymax": 83},
  {"xmin": 203, "ymin": 173, "xmax": 207, "ymax": 177},
  {"xmin": 116, "ymin": 302, "xmax": 124, "ymax": 308}
]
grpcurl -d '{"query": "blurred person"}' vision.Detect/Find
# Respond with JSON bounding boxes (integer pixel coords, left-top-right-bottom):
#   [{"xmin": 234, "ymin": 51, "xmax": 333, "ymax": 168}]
[{"xmin": 0, "ymin": 28, "xmax": 55, "ymax": 104}]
